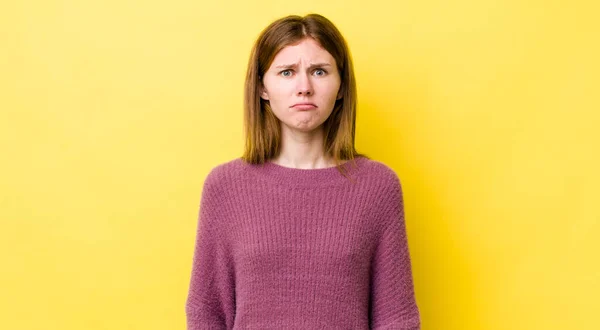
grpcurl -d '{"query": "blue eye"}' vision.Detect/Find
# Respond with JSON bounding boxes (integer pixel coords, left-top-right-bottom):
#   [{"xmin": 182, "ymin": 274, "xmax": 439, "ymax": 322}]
[{"xmin": 279, "ymin": 69, "xmax": 327, "ymax": 77}]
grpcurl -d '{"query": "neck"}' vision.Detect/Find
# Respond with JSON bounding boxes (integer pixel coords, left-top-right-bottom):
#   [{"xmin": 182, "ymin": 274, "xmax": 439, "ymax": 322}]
[{"xmin": 272, "ymin": 126, "xmax": 333, "ymax": 169}]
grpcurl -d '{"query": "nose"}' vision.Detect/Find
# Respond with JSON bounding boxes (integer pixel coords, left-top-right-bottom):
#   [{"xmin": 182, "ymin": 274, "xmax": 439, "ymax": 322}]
[{"xmin": 296, "ymin": 72, "xmax": 313, "ymax": 96}]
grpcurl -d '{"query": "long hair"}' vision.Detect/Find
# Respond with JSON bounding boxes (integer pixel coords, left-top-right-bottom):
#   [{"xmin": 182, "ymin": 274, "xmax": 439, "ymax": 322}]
[{"xmin": 242, "ymin": 13, "xmax": 369, "ymax": 179}]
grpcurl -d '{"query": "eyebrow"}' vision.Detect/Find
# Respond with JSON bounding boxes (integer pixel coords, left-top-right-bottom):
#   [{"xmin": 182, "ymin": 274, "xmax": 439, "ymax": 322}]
[{"xmin": 274, "ymin": 63, "xmax": 332, "ymax": 70}]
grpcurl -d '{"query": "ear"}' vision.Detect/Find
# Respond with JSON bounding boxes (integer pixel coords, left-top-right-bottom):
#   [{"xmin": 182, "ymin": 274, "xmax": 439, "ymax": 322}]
[
  {"xmin": 336, "ymin": 88, "xmax": 343, "ymax": 100},
  {"xmin": 260, "ymin": 84, "xmax": 269, "ymax": 101}
]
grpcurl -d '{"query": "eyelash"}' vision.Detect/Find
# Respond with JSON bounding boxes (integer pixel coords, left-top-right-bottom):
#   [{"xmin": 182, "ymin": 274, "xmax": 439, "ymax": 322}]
[{"xmin": 279, "ymin": 69, "xmax": 327, "ymax": 76}]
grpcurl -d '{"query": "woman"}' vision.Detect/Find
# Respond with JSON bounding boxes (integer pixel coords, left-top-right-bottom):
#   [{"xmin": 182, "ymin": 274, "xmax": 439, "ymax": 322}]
[{"xmin": 186, "ymin": 13, "xmax": 421, "ymax": 330}]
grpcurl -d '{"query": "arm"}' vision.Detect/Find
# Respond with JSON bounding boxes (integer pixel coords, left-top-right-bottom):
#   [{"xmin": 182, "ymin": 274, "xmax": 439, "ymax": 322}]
[
  {"xmin": 370, "ymin": 173, "xmax": 421, "ymax": 330},
  {"xmin": 185, "ymin": 170, "xmax": 235, "ymax": 330}
]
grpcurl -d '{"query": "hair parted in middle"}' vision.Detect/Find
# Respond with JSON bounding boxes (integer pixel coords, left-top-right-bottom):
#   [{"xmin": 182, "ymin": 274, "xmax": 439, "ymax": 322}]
[{"xmin": 242, "ymin": 13, "xmax": 369, "ymax": 179}]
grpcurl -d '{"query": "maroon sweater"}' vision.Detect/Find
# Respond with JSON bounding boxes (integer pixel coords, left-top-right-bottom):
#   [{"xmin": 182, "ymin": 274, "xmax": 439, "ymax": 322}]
[{"xmin": 186, "ymin": 156, "xmax": 421, "ymax": 329}]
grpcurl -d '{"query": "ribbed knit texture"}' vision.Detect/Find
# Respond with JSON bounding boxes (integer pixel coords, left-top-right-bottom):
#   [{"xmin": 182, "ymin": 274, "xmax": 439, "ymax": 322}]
[{"xmin": 185, "ymin": 156, "xmax": 421, "ymax": 330}]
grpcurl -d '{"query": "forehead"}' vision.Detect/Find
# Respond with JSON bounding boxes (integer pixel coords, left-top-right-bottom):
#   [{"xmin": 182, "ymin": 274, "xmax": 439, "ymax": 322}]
[{"xmin": 270, "ymin": 38, "xmax": 335, "ymax": 65}]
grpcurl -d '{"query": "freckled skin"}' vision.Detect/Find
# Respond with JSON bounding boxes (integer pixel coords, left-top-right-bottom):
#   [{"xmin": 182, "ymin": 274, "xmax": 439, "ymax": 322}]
[{"xmin": 260, "ymin": 38, "xmax": 342, "ymax": 133}]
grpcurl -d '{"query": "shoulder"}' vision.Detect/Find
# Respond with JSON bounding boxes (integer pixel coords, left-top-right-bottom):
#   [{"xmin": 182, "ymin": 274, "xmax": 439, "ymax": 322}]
[
  {"xmin": 359, "ymin": 157, "xmax": 402, "ymax": 190},
  {"xmin": 358, "ymin": 158, "xmax": 405, "ymax": 217},
  {"xmin": 354, "ymin": 158, "xmax": 407, "ymax": 233},
  {"xmin": 201, "ymin": 157, "xmax": 248, "ymax": 192},
  {"xmin": 361, "ymin": 157, "xmax": 398, "ymax": 178}
]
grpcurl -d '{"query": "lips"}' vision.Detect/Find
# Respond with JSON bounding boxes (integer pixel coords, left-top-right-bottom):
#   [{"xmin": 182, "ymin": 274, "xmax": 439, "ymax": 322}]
[{"xmin": 291, "ymin": 103, "xmax": 317, "ymax": 110}]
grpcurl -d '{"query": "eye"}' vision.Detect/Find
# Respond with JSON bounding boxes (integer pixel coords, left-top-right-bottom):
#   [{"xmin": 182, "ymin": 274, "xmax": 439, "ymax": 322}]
[
  {"xmin": 314, "ymin": 68, "xmax": 327, "ymax": 76},
  {"xmin": 280, "ymin": 69, "xmax": 293, "ymax": 77}
]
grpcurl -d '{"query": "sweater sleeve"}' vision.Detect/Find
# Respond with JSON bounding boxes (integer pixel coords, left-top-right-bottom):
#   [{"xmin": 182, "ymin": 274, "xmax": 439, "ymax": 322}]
[
  {"xmin": 370, "ymin": 173, "xmax": 421, "ymax": 330},
  {"xmin": 185, "ymin": 170, "xmax": 235, "ymax": 330}
]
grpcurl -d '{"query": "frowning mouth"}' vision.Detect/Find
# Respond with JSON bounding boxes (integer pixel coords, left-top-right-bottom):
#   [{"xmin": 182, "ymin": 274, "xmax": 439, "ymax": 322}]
[{"xmin": 291, "ymin": 103, "xmax": 317, "ymax": 110}]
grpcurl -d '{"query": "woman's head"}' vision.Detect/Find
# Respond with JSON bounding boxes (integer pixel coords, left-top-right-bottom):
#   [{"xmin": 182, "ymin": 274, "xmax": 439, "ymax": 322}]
[
  {"xmin": 242, "ymin": 13, "xmax": 366, "ymax": 165},
  {"xmin": 260, "ymin": 37, "xmax": 341, "ymax": 136}
]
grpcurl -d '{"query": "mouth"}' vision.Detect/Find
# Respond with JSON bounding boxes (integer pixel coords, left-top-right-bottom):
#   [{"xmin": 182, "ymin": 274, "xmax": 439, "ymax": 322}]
[{"xmin": 291, "ymin": 103, "xmax": 317, "ymax": 110}]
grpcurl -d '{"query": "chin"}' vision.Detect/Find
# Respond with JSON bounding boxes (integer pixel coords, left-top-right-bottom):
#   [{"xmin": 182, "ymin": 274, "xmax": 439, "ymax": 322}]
[{"xmin": 284, "ymin": 122, "xmax": 325, "ymax": 133}]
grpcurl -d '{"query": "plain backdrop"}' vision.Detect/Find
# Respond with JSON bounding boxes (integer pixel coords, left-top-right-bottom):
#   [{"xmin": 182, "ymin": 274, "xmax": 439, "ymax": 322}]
[{"xmin": 1, "ymin": 1, "xmax": 598, "ymax": 329}]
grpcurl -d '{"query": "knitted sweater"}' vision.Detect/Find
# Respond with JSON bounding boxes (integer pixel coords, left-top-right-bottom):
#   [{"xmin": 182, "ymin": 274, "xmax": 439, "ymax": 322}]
[{"xmin": 185, "ymin": 156, "xmax": 421, "ymax": 330}]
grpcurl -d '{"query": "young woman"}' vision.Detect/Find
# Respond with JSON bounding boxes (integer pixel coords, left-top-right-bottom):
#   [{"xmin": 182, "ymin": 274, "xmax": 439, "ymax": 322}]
[{"xmin": 186, "ymin": 13, "xmax": 421, "ymax": 330}]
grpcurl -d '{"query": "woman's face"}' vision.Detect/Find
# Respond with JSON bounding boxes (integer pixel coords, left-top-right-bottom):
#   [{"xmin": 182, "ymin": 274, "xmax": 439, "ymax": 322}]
[{"xmin": 260, "ymin": 38, "xmax": 342, "ymax": 133}]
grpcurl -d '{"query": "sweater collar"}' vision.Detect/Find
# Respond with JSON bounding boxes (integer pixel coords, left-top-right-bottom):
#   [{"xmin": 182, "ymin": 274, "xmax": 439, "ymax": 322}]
[{"xmin": 246, "ymin": 156, "xmax": 368, "ymax": 187}]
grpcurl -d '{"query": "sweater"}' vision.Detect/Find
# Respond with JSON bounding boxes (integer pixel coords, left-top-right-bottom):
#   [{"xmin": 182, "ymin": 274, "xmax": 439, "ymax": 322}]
[{"xmin": 185, "ymin": 156, "xmax": 421, "ymax": 330}]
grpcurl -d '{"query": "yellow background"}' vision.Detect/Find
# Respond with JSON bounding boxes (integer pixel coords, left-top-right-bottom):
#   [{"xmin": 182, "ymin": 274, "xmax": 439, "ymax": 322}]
[{"xmin": 1, "ymin": 1, "xmax": 598, "ymax": 329}]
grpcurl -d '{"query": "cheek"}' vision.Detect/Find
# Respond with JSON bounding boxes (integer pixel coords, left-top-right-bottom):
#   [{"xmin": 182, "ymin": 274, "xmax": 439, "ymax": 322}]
[
  {"xmin": 265, "ymin": 91, "xmax": 290, "ymax": 116},
  {"xmin": 265, "ymin": 83, "xmax": 289, "ymax": 103},
  {"xmin": 323, "ymin": 84, "xmax": 341, "ymax": 103},
  {"xmin": 321, "ymin": 78, "xmax": 341, "ymax": 95}
]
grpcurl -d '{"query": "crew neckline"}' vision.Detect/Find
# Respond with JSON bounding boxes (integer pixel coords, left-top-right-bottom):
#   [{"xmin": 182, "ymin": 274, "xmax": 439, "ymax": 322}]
[{"xmin": 244, "ymin": 156, "xmax": 369, "ymax": 187}]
